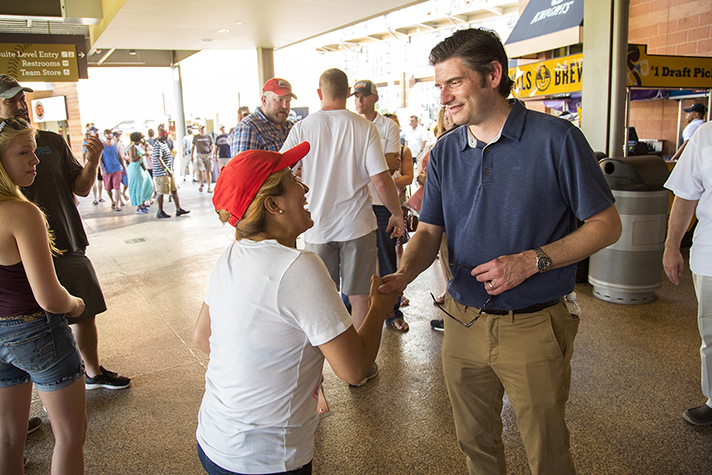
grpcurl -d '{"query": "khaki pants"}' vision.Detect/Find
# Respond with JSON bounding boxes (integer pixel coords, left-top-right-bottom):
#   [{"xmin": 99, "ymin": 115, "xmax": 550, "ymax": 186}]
[{"xmin": 442, "ymin": 298, "xmax": 578, "ymax": 475}]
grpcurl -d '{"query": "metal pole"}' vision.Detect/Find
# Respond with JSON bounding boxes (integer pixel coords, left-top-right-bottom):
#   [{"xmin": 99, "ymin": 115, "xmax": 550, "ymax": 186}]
[
  {"xmin": 171, "ymin": 55, "xmax": 187, "ymax": 175},
  {"xmin": 608, "ymin": 0, "xmax": 630, "ymax": 158},
  {"xmin": 676, "ymin": 99, "xmax": 684, "ymax": 149},
  {"xmin": 624, "ymin": 87, "xmax": 630, "ymax": 157}
]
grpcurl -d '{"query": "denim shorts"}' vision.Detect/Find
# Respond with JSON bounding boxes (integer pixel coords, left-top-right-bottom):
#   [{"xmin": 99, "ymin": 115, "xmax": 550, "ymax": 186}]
[{"xmin": 0, "ymin": 313, "xmax": 84, "ymax": 391}]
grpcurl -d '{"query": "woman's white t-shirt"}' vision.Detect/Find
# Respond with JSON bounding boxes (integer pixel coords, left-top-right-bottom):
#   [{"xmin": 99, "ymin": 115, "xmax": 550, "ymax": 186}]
[{"xmin": 197, "ymin": 239, "xmax": 352, "ymax": 473}]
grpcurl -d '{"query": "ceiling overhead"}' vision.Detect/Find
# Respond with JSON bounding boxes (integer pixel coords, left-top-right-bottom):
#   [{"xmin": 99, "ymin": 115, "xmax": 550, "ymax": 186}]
[
  {"xmin": 0, "ymin": 0, "xmax": 428, "ymax": 52},
  {"xmin": 91, "ymin": 0, "xmax": 425, "ymax": 51}
]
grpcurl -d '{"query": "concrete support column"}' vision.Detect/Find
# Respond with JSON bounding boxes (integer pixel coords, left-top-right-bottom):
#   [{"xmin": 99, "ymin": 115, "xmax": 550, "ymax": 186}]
[
  {"xmin": 582, "ymin": 0, "xmax": 629, "ymax": 157},
  {"xmin": 171, "ymin": 54, "xmax": 187, "ymax": 174},
  {"xmin": 257, "ymin": 47, "xmax": 275, "ymax": 93}
]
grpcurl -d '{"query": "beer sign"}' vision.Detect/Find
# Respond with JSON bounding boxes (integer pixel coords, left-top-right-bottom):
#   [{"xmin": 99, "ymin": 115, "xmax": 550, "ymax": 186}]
[{"xmin": 509, "ymin": 53, "xmax": 583, "ymax": 98}]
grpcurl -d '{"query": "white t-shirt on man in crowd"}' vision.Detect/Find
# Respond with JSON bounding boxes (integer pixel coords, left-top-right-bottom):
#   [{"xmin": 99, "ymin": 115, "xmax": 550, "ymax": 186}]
[{"xmin": 281, "ymin": 109, "xmax": 388, "ymax": 244}]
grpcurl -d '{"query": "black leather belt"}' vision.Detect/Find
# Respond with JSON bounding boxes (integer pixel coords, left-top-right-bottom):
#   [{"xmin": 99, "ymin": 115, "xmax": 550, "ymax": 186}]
[{"xmin": 483, "ymin": 299, "xmax": 561, "ymax": 316}]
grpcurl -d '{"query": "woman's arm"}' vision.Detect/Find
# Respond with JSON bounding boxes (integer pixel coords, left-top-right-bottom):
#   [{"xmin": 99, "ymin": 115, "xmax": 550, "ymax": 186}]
[
  {"xmin": 394, "ymin": 147, "xmax": 414, "ymax": 190},
  {"xmin": 13, "ymin": 202, "xmax": 84, "ymax": 316},
  {"xmin": 193, "ymin": 303, "xmax": 211, "ymax": 355},
  {"xmin": 129, "ymin": 144, "xmax": 142, "ymax": 162},
  {"xmin": 318, "ymin": 276, "xmax": 400, "ymax": 385}
]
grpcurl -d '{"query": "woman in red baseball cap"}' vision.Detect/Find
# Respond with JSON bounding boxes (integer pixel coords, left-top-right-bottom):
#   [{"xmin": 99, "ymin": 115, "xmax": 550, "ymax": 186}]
[{"xmin": 193, "ymin": 142, "xmax": 400, "ymax": 475}]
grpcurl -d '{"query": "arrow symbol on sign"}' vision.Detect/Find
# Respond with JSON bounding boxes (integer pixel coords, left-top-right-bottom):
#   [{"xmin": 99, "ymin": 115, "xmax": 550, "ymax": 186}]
[{"xmin": 78, "ymin": 52, "xmax": 85, "ymax": 58}]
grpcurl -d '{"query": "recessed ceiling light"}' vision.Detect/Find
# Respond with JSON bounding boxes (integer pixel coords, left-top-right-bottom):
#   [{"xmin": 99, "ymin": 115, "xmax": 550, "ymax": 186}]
[
  {"xmin": 218, "ymin": 28, "xmax": 229, "ymax": 33},
  {"xmin": 236, "ymin": 21, "xmax": 242, "ymax": 25}
]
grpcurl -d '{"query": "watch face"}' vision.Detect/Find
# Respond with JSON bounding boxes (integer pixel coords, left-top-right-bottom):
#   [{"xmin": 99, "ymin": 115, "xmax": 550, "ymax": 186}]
[
  {"xmin": 535, "ymin": 248, "xmax": 551, "ymax": 273},
  {"xmin": 537, "ymin": 257, "xmax": 551, "ymax": 272}
]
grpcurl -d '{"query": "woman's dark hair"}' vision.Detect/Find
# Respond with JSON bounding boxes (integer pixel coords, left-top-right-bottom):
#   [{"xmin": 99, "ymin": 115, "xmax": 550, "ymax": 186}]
[
  {"xmin": 130, "ymin": 131, "xmax": 142, "ymax": 143},
  {"xmin": 429, "ymin": 28, "xmax": 514, "ymax": 98}
]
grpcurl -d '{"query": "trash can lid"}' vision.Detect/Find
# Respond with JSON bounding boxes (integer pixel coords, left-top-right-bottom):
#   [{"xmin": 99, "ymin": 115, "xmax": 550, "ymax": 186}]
[{"xmin": 599, "ymin": 155, "xmax": 670, "ymax": 191}]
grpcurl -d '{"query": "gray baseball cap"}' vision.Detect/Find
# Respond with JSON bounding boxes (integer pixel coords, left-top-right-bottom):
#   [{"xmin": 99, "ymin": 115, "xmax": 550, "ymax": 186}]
[{"xmin": 0, "ymin": 74, "xmax": 34, "ymax": 98}]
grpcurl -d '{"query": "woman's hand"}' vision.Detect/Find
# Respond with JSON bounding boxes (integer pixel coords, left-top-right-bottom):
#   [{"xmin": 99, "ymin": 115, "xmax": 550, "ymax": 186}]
[
  {"xmin": 68, "ymin": 297, "xmax": 85, "ymax": 318},
  {"xmin": 369, "ymin": 275, "xmax": 401, "ymax": 316}
]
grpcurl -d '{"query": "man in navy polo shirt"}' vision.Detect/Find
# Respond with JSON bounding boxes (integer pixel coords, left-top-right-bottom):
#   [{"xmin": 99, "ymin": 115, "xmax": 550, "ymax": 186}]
[{"xmin": 379, "ymin": 29, "xmax": 621, "ymax": 474}]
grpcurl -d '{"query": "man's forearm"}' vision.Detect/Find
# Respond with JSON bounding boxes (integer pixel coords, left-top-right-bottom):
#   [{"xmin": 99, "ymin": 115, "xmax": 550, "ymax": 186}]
[
  {"xmin": 73, "ymin": 161, "xmax": 99, "ymax": 197},
  {"xmin": 542, "ymin": 204, "xmax": 622, "ymax": 270},
  {"xmin": 397, "ymin": 222, "xmax": 443, "ymax": 285},
  {"xmin": 665, "ymin": 196, "xmax": 698, "ymax": 250},
  {"xmin": 371, "ymin": 171, "xmax": 402, "ymax": 217}
]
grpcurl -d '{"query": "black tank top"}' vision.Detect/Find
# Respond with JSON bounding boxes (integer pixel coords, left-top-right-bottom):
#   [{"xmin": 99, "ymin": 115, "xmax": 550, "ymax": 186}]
[{"xmin": 0, "ymin": 261, "xmax": 43, "ymax": 317}]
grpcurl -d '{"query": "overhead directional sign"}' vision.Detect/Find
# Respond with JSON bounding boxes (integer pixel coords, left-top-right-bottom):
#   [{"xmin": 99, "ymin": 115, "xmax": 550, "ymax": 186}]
[
  {"xmin": 0, "ymin": 33, "xmax": 88, "ymax": 81},
  {"xmin": 1, "ymin": 43, "xmax": 79, "ymax": 81}
]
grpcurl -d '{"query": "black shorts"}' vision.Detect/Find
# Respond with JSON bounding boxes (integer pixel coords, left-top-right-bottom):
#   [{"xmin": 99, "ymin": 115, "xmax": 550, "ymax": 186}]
[{"xmin": 53, "ymin": 250, "xmax": 107, "ymax": 324}]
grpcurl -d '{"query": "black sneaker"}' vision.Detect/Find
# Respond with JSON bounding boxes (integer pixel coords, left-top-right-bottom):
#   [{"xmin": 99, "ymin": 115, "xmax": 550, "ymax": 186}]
[
  {"xmin": 175, "ymin": 208, "xmax": 190, "ymax": 216},
  {"xmin": 27, "ymin": 417, "xmax": 42, "ymax": 435},
  {"xmin": 430, "ymin": 319, "xmax": 444, "ymax": 332},
  {"xmin": 85, "ymin": 366, "xmax": 131, "ymax": 390},
  {"xmin": 683, "ymin": 404, "xmax": 712, "ymax": 426},
  {"xmin": 349, "ymin": 363, "xmax": 378, "ymax": 387},
  {"xmin": 156, "ymin": 210, "xmax": 171, "ymax": 219}
]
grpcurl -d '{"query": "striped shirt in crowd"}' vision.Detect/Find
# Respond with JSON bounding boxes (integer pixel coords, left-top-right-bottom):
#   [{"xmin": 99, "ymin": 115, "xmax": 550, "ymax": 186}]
[{"xmin": 152, "ymin": 139, "xmax": 174, "ymax": 177}]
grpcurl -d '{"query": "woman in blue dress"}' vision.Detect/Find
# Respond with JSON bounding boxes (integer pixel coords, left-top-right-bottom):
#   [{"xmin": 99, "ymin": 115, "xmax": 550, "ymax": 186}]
[{"xmin": 126, "ymin": 131, "xmax": 155, "ymax": 214}]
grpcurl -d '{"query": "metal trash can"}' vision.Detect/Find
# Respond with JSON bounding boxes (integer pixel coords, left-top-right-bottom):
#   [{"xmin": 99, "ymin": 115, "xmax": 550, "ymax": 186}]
[{"xmin": 588, "ymin": 155, "xmax": 670, "ymax": 304}]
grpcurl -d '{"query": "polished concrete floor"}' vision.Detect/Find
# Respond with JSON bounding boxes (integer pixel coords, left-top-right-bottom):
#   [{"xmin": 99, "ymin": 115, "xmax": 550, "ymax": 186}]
[{"xmin": 22, "ymin": 181, "xmax": 712, "ymax": 474}]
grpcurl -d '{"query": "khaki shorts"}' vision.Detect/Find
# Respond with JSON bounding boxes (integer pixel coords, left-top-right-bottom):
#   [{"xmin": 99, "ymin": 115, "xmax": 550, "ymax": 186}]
[
  {"xmin": 305, "ymin": 231, "xmax": 377, "ymax": 296},
  {"xmin": 195, "ymin": 153, "xmax": 213, "ymax": 172},
  {"xmin": 154, "ymin": 175, "xmax": 178, "ymax": 195}
]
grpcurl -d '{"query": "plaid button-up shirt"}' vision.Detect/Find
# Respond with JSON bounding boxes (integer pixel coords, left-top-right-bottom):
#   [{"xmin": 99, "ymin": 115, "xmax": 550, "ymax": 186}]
[{"xmin": 228, "ymin": 107, "xmax": 293, "ymax": 156}]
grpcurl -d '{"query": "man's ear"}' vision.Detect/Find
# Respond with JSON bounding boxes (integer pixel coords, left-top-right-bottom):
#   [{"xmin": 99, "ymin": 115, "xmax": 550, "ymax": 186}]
[
  {"xmin": 488, "ymin": 60, "xmax": 504, "ymax": 90},
  {"xmin": 317, "ymin": 88, "xmax": 323, "ymax": 101}
]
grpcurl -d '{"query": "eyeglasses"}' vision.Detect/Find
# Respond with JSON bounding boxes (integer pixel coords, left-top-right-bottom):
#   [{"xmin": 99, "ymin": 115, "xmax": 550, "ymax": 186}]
[
  {"xmin": 431, "ymin": 292, "xmax": 492, "ymax": 327},
  {"xmin": 429, "ymin": 261, "xmax": 494, "ymax": 327},
  {"xmin": 0, "ymin": 118, "xmax": 30, "ymax": 135}
]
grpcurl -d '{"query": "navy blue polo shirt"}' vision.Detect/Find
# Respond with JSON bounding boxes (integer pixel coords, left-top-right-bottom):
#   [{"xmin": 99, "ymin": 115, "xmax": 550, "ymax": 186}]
[{"xmin": 420, "ymin": 101, "xmax": 614, "ymax": 310}]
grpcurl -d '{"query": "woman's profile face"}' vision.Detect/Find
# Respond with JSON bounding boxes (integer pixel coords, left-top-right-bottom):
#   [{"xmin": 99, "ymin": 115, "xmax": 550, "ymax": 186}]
[
  {"xmin": 1, "ymin": 133, "xmax": 38, "ymax": 187},
  {"xmin": 277, "ymin": 171, "xmax": 313, "ymax": 236}
]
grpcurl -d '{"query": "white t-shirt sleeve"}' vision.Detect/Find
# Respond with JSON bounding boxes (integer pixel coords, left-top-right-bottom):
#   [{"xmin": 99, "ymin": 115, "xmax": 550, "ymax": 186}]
[
  {"xmin": 384, "ymin": 119, "xmax": 401, "ymax": 155},
  {"xmin": 281, "ymin": 122, "xmax": 304, "ymax": 169},
  {"xmin": 364, "ymin": 123, "xmax": 388, "ymax": 177},
  {"xmin": 666, "ymin": 130, "xmax": 705, "ymax": 201},
  {"xmin": 278, "ymin": 251, "xmax": 353, "ymax": 347}
]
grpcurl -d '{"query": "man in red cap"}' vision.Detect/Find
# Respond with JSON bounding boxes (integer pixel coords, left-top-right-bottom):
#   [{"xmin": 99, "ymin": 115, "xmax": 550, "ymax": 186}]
[{"xmin": 228, "ymin": 78, "xmax": 296, "ymax": 156}]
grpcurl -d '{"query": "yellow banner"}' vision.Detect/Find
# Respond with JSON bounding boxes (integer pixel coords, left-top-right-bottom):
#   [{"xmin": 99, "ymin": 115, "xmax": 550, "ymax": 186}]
[
  {"xmin": 509, "ymin": 53, "xmax": 583, "ymax": 98},
  {"xmin": 627, "ymin": 44, "xmax": 712, "ymax": 88},
  {"xmin": 0, "ymin": 43, "xmax": 79, "ymax": 82}
]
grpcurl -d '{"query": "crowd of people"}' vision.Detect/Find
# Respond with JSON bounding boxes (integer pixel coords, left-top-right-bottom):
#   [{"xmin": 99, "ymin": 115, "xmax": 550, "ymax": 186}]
[{"xmin": 0, "ymin": 26, "xmax": 710, "ymax": 475}]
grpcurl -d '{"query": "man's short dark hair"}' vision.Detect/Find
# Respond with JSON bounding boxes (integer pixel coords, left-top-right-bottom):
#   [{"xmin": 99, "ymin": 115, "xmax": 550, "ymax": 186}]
[
  {"xmin": 319, "ymin": 68, "xmax": 350, "ymax": 101},
  {"xmin": 429, "ymin": 28, "xmax": 514, "ymax": 98}
]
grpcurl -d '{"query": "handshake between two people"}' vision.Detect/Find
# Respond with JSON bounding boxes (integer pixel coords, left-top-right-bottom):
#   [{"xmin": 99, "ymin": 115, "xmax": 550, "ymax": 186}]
[{"xmin": 368, "ymin": 275, "xmax": 402, "ymax": 319}]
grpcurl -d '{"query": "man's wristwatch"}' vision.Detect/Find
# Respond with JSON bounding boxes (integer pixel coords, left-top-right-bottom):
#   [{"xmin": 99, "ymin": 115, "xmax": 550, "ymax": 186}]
[{"xmin": 534, "ymin": 247, "xmax": 552, "ymax": 273}]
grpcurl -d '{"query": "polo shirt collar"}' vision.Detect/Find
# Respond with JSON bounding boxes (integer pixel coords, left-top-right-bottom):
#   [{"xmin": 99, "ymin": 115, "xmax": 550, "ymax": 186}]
[
  {"xmin": 500, "ymin": 99, "xmax": 527, "ymax": 143},
  {"xmin": 455, "ymin": 99, "xmax": 528, "ymax": 151}
]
